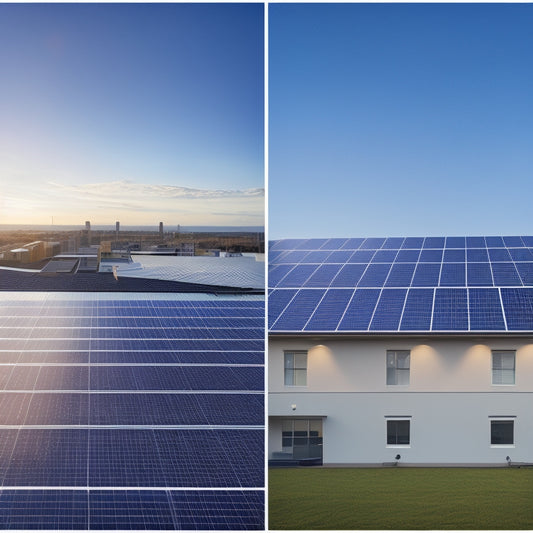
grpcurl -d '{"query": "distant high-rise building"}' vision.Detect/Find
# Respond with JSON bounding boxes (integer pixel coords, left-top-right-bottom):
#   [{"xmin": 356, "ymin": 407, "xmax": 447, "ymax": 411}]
[
  {"xmin": 115, "ymin": 221, "xmax": 120, "ymax": 243},
  {"xmin": 159, "ymin": 222, "xmax": 164, "ymax": 238},
  {"xmin": 85, "ymin": 221, "xmax": 92, "ymax": 245}
]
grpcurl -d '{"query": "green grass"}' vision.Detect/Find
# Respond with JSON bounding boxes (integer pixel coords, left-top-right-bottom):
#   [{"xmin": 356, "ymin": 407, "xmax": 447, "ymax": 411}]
[{"xmin": 269, "ymin": 467, "xmax": 533, "ymax": 529}]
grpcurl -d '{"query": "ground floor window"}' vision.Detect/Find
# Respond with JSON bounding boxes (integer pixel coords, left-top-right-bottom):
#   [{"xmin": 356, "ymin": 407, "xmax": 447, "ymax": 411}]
[
  {"xmin": 491, "ymin": 419, "xmax": 514, "ymax": 446},
  {"xmin": 281, "ymin": 418, "xmax": 323, "ymax": 460},
  {"xmin": 387, "ymin": 419, "xmax": 410, "ymax": 446}
]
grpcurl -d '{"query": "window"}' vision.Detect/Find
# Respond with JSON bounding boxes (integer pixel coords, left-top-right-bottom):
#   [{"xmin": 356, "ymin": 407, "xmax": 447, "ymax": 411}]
[
  {"xmin": 284, "ymin": 351, "xmax": 307, "ymax": 386},
  {"xmin": 387, "ymin": 350, "xmax": 410, "ymax": 385},
  {"xmin": 491, "ymin": 420, "xmax": 514, "ymax": 446},
  {"xmin": 281, "ymin": 418, "xmax": 323, "ymax": 460},
  {"xmin": 492, "ymin": 351, "xmax": 515, "ymax": 385},
  {"xmin": 387, "ymin": 419, "xmax": 410, "ymax": 445}
]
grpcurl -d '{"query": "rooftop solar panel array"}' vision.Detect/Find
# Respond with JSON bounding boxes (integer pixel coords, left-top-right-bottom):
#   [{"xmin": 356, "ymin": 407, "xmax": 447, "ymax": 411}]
[
  {"xmin": 269, "ymin": 237, "xmax": 533, "ymax": 333},
  {"xmin": 0, "ymin": 292, "xmax": 264, "ymax": 529}
]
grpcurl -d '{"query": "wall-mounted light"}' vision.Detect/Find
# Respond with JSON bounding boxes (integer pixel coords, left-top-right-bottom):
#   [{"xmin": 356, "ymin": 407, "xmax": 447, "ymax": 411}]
[{"xmin": 291, "ymin": 404, "xmax": 296, "ymax": 411}]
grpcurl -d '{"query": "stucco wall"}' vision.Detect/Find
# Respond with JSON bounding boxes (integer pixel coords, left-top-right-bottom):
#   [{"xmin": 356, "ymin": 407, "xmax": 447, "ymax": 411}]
[{"xmin": 269, "ymin": 336, "xmax": 533, "ymax": 464}]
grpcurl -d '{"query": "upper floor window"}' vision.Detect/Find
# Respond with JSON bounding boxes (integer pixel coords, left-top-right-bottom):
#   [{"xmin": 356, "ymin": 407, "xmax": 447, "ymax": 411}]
[
  {"xmin": 386, "ymin": 350, "xmax": 410, "ymax": 385},
  {"xmin": 284, "ymin": 351, "xmax": 307, "ymax": 386},
  {"xmin": 492, "ymin": 351, "xmax": 515, "ymax": 385}
]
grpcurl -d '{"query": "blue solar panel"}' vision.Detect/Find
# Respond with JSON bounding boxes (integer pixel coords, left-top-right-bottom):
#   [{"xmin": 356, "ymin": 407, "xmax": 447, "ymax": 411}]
[
  {"xmin": 400, "ymin": 237, "xmax": 423, "ymax": 248},
  {"xmin": 358, "ymin": 263, "xmax": 391, "ymax": 287},
  {"xmin": 341, "ymin": 237, "xmax": 364, "ymax": 249},
  {"xmin": 445, "ymin": 237, "xmax": 466, "ymax": 248},
  {"xmin": 439, "ymin": 263, "xmax": 465, "ymax": 286},
  {"xmin": 330, "ymin": 263, "xmax": 366, "ymax": 287},
  {"xmin": 419, "ymin": 249, "xmax": 443, "ymax": 262},
  {"xmin": 269, "ymin": 235, "xmax": 533, "ymax": 333},
  {"xmin": 382, "ymin": 237, "xmax": 405, "ymax": 249},
  {"xmin": 0, "ymin": 295, "xmax": 265, "ymax": 529},
  {"xmin": 503, "ymin": 236, "xmax": 524, "ymax": 247},
  {"xmin": 500, "ymin": 288, "xmax": 533, "ymax": 330},
  {"xmin": 269, "ymin": 264, "xmax": 294, "ymax": 287},
  {"xmin": 276, "ymin": 265, "xmax": 318, "ymax": 287},
  {"xmin": 443, "ymin": 249, "xmax": 465, "ymax": 262},
  {"xmin": 411, "ymin": 263, "xmax": 441, "ymax": 287},
  {"xmin": 302, "ymin": 250, "xmax": 331, "ymax": 263},
  {"xmin": 372, "ymin": 250, "xmax": 397, "ymax": 262},
  {"xmin": 508, "ymin": 248, "xmax": 533, "ymax": 261},
  {"xmin": 423, "ymin": 237, "xmax": 445, "ymax": 248},
  {"xmin": 369, "ymin": 289, "xmax": 407, "ymax": 330},
  {"xmin": 304, "ymin": 289, "xmax": 354, "ymax": 331},
  {"xmin": 268, "ymin": 289, "xmax": 297, "ymax": 327},
  {"xmin": 491, "ymin": 263, "xmax": 522, "ymax": 286},
  {"xmin": 89, "ymin": 429, "xmax": 263, "ymax": 488},
  {"xmin": 399, "ymin": 289, "xmax": 434, "ymax": 331},
  {"xmin": 485, "ymin": 236, "xmax": 505, "ymax": 247},
  {"xmin": 338, "ymin": 289, "xmax": 380, "ymax": 330},
  {"xmin": 271, "ymin": 289, "xmax": 325, "ymax": 330},
  {"xmin": 303, "ymin": 264, "xmax": 343, "ymax": 287},
  {"xmin": 396, "ymin": 249, "xmax": 421, "ymax": 262},
  {"xmin": 467, "ymin": 248, "xmax": 489, "ymax": 262},
  {"xmin": 89, "ymin": 490, "xmax": 175, "ymax": 530},
  {"xmin": 466, "ymin": 236, "xmax": 485, "ymax": 248},
  {"xmin": 469, "ymin": 289, "xmax": 505, "ymax": 330},
  {"xmin": 169, "ymin": 490, "xmax": 264, "ymax": 531},
  {"xmin": 348, "ymin": 250, "xmax": 375, "ymax": 263},
  {"xmin": 467, "ymin": 263, "xmax": 493, "ymax": 286},
  {"xmin": 516, "ymin": 263, "xmax": 533, "ymax": 286},
  {"xmin": 0, "ymin": 490, "xmax": 88, "ymax": 529},
  {"xmin": 360, "ymin": 237, "xmax": 385, "ymax": 249},
  {"xmin": 323, "ymin": 238, "xmax": 349, "ymax": 250},
  {"xmin": 432, "ymin": 289, "xmax": 468, "ymax": 330},
  {"xmin": 385, "ymin": 263, "xmax": 416, "ymax": 287},
  {"xmin": 325, "ymin": 250, "xmax": 354, "ymax": 263},
  {"xmin": 296, "ymin": 238, "xmax": 329, "ymax": 250}
]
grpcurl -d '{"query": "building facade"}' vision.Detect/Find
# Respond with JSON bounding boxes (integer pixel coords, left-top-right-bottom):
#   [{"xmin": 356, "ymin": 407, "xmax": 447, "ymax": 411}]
[{"xmin": 268, "ymin": 236, "xmax": 533, "ymax": 466}]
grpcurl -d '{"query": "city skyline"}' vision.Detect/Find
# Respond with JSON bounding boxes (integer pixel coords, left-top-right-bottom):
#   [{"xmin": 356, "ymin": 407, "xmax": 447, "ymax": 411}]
[{"xmin": 0, "ymin": 3, "xmax": 264, "ymax": 226}]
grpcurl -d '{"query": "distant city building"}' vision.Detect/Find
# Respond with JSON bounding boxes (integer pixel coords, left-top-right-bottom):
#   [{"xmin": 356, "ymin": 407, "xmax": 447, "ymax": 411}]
[{"xmin": 159, "ymin": 222, "xmax": 164, "ymax": 238}]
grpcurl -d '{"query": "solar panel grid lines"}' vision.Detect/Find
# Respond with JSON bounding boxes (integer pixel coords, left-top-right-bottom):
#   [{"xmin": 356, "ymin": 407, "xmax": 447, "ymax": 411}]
[
  {"xmin": 269, "ymin": 237, "xmax": 533, "ymax": 333},
  {"xmin": 0, "ymin": 293, "xmax": 265, "ymax": 529}
]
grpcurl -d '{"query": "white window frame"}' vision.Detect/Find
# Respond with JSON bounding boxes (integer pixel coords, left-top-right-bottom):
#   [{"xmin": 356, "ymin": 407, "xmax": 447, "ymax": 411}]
[
  {"xmin": 386, "ymin": 350, "xmax": 410, "ymax": 386},
  {"xmin": 490, "ymin": 418, "xmax": 515, "ymax": 448},
  {"xmin": 284, "ymin": 350, "xmax": 307, "ymax": 387},
  {"xmin": 386, "ymin": 417, "xmax": 411, "ymax": 448},
  {"xmin": 491, "ymin": 350, "xmax": 515, "ymax": 386}
]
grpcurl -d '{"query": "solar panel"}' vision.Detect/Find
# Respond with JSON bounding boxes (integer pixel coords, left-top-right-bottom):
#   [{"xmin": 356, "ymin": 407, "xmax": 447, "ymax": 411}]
[
  {"xmin": 0, "ymin": 293, "xmax": 265, "ymax": 529},
  {"xmin": 305, "ymin": 289, "xmax": 353, "ymax": 331},
  {"xmin": 269, "ymin": 236, "xmax": 533, "ymax": 333}
]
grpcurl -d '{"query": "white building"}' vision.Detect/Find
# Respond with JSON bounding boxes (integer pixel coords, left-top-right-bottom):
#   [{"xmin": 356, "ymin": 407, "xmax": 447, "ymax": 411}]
[{"xmin": 268, "ymin": 236, "xmax": 533, "ymax": 466}]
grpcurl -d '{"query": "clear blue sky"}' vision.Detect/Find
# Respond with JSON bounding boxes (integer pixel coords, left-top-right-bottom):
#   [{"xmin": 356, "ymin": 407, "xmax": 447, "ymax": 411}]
[
  {"xmin": 269, "ymin": 3, "xmax": 533, "ymax": 240},
  {"xmin": 0, "ymin": 3, "xmax": 263, "ymax": 226}
]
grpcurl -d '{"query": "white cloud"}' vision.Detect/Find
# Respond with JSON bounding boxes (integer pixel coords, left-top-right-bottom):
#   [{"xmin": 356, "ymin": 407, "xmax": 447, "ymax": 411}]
[{"xmin": 0, "ymin": 179, "xmax": 264, "ymax": 226}]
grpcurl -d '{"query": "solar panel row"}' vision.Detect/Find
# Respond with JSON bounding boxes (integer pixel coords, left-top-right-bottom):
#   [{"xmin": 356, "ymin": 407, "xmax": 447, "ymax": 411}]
[
  {"xmin": 269, "ymin": 238, "xmax": 533, "ymax": 333},
  {"xmin": 0, "ymin": 489, "xmax": 264, "ymax": 530},
  {"xmin": 271, "ymin": 260, "xmax": 533, "ymax": 288},
  {"xmin": 0, "ymin": 294, "xmax": 265, "ymax": 530},
  {"xmin": 270, "ymin": 236, "xmax": 533, "ymax": 251},
  {"xmin": 269, "ymin": 287, "xmax": 533, "ymax": 332}
]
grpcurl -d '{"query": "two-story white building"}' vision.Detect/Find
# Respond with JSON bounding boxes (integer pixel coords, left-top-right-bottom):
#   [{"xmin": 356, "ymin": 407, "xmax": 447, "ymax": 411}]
[{"xmin": 268, "ymin": 236, "xmax": 533, "ymax": 466}]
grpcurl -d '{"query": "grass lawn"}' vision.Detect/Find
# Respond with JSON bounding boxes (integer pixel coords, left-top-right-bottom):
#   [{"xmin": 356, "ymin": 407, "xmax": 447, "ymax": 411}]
[{"xmin": 269, "ymin": 467, "xmax": 533, "ymax": 530}]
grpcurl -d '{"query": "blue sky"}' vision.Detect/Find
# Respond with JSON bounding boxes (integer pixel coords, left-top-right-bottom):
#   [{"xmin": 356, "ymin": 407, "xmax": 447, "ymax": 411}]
[
  {"xmin": 269, "ymin": 4, "xmax": 533, "ymax": 240},
  {"xmin": 0, "ymin": 3, "xmax": 264, "ymax": 226}
]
